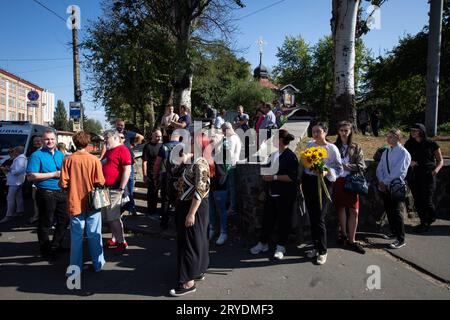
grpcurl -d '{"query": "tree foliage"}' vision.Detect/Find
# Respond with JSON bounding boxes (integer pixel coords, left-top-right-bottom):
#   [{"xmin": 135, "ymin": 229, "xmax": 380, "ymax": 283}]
[
  {"xmin": 363, "ymin": 3, "xmax": 449, "ymax": 127},
  {"xmin": 191, "ymin": 41, "xmax": 251, "ymax": 115},
  {"xmin": 222, "ymin": 80, "xmax": 276, "ymax": 117},
  {"xmin": 53, "ymin": 100, "xmax": 70, "ymax": 131},
  {"xmin": 273, "ymin": 35, "xmax": 371, "ymax": 122},
  {"xmin": 83, "ymin": 118, "xmax": 103, "ymax": 136},
  {"xmin": 84, "ymin": 0, "xmax": 246, "ymax": 134}
]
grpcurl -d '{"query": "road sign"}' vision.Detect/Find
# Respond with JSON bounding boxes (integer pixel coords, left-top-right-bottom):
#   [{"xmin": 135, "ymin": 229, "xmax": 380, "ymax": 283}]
[
  {"xmin": 27, "ymin": 91, "xmax": 39, "ymax": 101},
  {"xmin": 70, "ymin": 101, "xmax": 82, "ymax": 109},
  {"xmin": 70, "ymin": 108, "xmax": 81, "ymax": 119},
  {"xmin": 27, "ymin": 101, "xmax": 39, "ymax": 108}
]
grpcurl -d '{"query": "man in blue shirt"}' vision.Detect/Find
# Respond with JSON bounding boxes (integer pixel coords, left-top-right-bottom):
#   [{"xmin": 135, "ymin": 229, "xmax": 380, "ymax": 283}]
[{"xmin": 27, "ymin": 130, "xmax": 69, "ymax": 259}]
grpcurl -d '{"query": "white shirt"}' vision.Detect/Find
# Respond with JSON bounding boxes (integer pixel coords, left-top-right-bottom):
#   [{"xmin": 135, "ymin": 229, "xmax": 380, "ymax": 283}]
[
  {"xmin": 339, "ymin": 145, "xmax": 350, "ymax": 178},
  {"xmin": 6, "ymin": 154, "xmax": 27, "ymax": 186},
  {"xmin": 376, "ymin": 143, "xmax": 411, "ymax": 186},
  {"xmin": 215, "ymin": 134, "xmax": 242, "ymax": 167},
  {"xmin": 303, "ymin": 141, "xmax": 343, "ymax": 182}
]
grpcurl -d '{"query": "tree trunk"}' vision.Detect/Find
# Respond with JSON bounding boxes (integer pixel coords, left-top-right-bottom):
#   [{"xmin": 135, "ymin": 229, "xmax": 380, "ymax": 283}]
[
  {"xmin": 147, "ymin": 101, "xmax": 155, "ymax": 132},
  {"xmin": 330, "ymin": 0, "xmax": 359, "ymax": 133},
  {"xmin": 174, "ymin": 73, "xmax": 193, "ymax": 111}
]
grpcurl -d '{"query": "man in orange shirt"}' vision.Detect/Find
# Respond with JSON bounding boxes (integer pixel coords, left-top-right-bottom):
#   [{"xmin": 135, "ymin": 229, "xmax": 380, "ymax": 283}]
[{"xmin": 60, "ymin": 132, "xmax": 106, "ymax": 274}]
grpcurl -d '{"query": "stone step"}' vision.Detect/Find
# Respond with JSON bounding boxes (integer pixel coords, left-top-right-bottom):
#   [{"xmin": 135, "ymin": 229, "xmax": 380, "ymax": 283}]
[
  {"xmin": 134, "ymin": 199, "xmax": 148, "ymax": 215},
  {"xmin": 135, "ymin": 180, "xmax": 147, "ymax": 189}
]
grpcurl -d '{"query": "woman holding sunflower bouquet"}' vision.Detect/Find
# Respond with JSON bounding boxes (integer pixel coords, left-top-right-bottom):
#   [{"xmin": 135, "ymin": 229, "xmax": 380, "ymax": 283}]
[{"xmin": 300, "ymin": 123, "xmax": 343, "ymax": 265}]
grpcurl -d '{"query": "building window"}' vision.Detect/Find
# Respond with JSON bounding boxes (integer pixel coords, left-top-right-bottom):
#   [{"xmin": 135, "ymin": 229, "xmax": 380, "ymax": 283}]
[
  {"xmin": 18, "ymin": 86, "xmax": 26, "ymax": 97},
  {"xmin": 0, "ymin": 93, "xmax": 5, "ymax": 106},
  {"xmin": 10, "ymin": 112, "xmax": 16, "ymax": 120},
  {"xmin": 0, "ymin": 110, "xmax": 5, "ymax": 120},
  {"xmin": 0, "ymin": 77, "xmax": 5, "ymax": 89},
  {"xmin": 17, "ymin": 100, "xmax": 25, "ymax": 109},
  {"xmin": 28, "ymin": 115, "xmax": 32, "ymax": 122},
  {"xmin": 9, "ymin": 83, "xmax": 16, "ymax": 93},
  {"xmin": 8, "ymin": 96, "xmax": 15, "ymax": 108}
]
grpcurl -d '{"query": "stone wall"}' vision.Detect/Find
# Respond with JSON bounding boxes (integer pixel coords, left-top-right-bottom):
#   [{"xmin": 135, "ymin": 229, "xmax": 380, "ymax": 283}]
[{"xmin": 235, "ymin": 160, "xmax": 450, "ymax": 239}]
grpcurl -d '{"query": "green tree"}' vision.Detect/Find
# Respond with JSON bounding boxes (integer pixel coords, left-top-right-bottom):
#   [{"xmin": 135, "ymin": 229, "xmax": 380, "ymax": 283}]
[
  {"xmin": 273, "ymin": 35, "xmax": 312, "ymax": 100},
  {"xmin": 191, "ymin": 41, "xmax": 251, "ymax": 115},
  {"xmin": 363, "ymin": 3, "xmax": 449, "ymax": 128},
  {"xmin": 83, "ymin": 118, "xmax": 103, "ymax": 136},
  {"xmin": 223, "ymin": 80, "xmax": 275, "ymax": 117},
  {"xmin": 53, "ymin": 100, "xmax": 70, "ymax": 131},
  {"xmin": 272, "ymin": 35, "xmax": 370, "ymax": 123},
  {"xmin": 84, "ymin": 0, "xmax": 176, "ymax": 134}
]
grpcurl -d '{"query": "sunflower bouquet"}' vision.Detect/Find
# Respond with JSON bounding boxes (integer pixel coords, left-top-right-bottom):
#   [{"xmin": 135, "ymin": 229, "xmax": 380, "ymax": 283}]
[{"xmin": 300, "ymin": 146, "xmax": 332, "ymax": 210}]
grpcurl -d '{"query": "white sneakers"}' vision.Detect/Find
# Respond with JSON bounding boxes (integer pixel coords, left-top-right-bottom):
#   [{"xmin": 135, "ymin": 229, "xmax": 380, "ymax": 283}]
[
  {"xmin": 273, "ymin": 245, "xmax": 286, "ymax": 260},
  {"xmin": 306, "ymin": 249, "xmax": 327, "ymax": 265},
  {"xmin": 215, "ymin": 233, "xmax": 228, "ymax": 246},
  {"xmin": 250, "ymin": 242, "xmax": 269, "ymax": 255},
  {"xmin": 317, "ymin": 253, "xmax": 327, "ymax": 265},
  {"xmin": 250, "ymin": 242, "xmax": 286, "ymax": 260}
]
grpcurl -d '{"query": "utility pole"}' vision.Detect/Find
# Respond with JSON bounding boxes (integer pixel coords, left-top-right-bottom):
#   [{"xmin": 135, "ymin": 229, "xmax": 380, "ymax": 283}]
[
  {"xmin": 71, "ymin": 6, "xmax": 82, "ymax": 131},
  {"xmin": 425, "ymin": 0, "xmax": 444, "ymax": 137}
]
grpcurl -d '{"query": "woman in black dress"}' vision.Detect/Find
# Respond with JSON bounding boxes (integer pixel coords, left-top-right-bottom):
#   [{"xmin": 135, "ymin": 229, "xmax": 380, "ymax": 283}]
[{"xmin": 169, "ymin": 133, "xmax": 214, "ymax": 297}]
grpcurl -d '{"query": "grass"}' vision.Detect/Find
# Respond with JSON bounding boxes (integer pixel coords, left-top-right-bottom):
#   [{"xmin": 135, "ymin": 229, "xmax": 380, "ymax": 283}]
[{"xmin": 296, "ymin": 133, "xmax": 450, "ymax": 159}]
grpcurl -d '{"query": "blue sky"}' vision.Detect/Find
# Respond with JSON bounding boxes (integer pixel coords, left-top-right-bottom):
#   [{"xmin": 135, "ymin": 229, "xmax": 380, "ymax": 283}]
[{"xmin": 0, "ymin": 0, "xmax": 430, "ymax": 127}]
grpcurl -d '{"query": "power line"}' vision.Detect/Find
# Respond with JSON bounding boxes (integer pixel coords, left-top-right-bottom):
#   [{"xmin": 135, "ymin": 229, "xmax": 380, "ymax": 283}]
[
  {"xmin": 0, "ymin": 58, "xmax": 71, "ymax": 62},
  {"xmin": 16, "ymin": 64, "xmax": 73, "ymax": 74},
  {"xmin": 31, "ymin": 0, "xmax": 66, "ymax": 22},
  {"xmin": 235, "ymin": 0, "xmax": 287, "ymax": 21}
]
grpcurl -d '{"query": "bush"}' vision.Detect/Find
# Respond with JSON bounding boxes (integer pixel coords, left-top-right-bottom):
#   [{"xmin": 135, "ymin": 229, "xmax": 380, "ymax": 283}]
[{"xmin": 438, "ymin": 122, "xmax": 450, "ymax": 135}]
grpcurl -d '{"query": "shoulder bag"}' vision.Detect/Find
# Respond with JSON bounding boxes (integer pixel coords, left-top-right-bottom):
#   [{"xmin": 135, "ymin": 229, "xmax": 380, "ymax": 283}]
[{"xmin": 385, "ymin": 149, "xmax": 407, "ymax": 202}]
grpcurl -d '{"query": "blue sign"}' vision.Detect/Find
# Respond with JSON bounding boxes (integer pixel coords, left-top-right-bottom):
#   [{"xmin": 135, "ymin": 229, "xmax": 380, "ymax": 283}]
[
  {"xmin": 27, "ymin": 90, "xmax": 39, "ymax": 101},
  {"xmin": 70, "ymin": 108, "xmax": 81, "ymax": 119}
]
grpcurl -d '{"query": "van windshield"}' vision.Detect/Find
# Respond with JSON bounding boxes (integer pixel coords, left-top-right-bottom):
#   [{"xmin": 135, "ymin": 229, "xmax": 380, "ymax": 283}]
[{"xmin": 0, "ymin": 134, "xmax": 28, "ymax": 155}]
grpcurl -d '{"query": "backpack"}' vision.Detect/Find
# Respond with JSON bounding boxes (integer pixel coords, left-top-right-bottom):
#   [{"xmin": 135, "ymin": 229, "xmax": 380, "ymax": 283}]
[
  {"xmin": 373, "ymin": 145, "xmax": 389, "ymax": 162},
  {"xmin": 162, "ymin": 143, "xmax": 181, "ymax": 199}
]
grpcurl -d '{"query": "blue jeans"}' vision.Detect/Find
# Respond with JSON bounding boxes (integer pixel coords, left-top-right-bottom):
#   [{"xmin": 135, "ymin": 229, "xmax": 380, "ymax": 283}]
[
  {"xmin": 70, "ymin": 211, "xmax": 105, "ymax": 272},
  {"xmin": 209, "ymin": 190, "xmax": 228, "ymax": 234},
  {"xmin": 227, "ymin": 168, "xmax": 237, "ymax": 212},
  {"xmin": 124, "ymin": 166, "xmax": 136, "ymax": 214}
]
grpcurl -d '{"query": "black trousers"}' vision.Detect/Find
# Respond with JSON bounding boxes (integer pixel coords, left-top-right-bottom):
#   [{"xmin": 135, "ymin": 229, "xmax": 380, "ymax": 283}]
[
  {"xmin": 302, "ymin": 174, "xmax": 332, "ymax": 255},
  {"xmin": 360, "ymin": 122, "xmax": 369, "ymax": 135},
  {"xmin": 146, "ymin": 176, "xmax": 159, "ymax": 216},
  {"xmin": 160, "ymin": 173, "xmax": 175, "ymax": 225},
  {"xmin": 381, "ymin": 192, "xmax": 405, "ymax": 242},
  {"xmin": 260, "ymin": 194, "xmax": 296, "ymax": 247},
  {"xmin": 372, "ymin": 121, "xmax": 380, "ymax": 137},
  {"xmin": 408, "ymin": 169, "xmax": 436, "ymax": 225},
  {"xmin": 175, "ymin": 198, "xmax": 209, "ymax": 283},
  {"xmin": 35, "ymin": 188, "xmax": 69, "ymax": 253}
]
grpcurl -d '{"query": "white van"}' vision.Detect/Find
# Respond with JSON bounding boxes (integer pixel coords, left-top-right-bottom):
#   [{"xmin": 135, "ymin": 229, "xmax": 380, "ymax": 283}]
[{"xmin": 0, "ymin": 121, "xmax": 55, "ymax": 165}]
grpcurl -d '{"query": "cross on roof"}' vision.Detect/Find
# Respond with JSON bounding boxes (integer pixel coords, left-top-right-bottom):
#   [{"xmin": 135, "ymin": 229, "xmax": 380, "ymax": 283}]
[{"xmin": 256, "ymin": 36, "xmax": 267, "ymax": 54}]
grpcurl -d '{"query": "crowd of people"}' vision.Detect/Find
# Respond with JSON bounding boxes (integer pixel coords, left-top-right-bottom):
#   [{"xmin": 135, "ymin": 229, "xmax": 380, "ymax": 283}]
[{"xmin": 0, "ymin": 101, "xmax": 445, "ymax": 297}]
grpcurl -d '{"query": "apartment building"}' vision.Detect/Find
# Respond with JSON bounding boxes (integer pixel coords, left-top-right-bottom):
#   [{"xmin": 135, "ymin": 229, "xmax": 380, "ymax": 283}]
[{"xmin": 0, "ymin": 68, "xmax": 55, "ymax": 125}]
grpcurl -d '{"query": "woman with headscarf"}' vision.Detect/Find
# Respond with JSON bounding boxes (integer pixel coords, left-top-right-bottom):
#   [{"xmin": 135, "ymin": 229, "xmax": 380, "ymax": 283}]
[{"xmin": 169, "ymin": 133, "xmax": 214, "ymax": 297}]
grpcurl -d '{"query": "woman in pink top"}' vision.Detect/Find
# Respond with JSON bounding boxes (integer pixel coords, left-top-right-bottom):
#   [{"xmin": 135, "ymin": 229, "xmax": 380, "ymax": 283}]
[{"xmin": 255, "ymin": 108, "xmax": 265, "ymax": 148}]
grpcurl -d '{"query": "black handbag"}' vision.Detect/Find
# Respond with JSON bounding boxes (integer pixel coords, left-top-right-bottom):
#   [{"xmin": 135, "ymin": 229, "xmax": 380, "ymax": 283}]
[
  {"xmin": 344, "ymin": 170, "xmax": 369, "ymax": 195},
  {"xmin": 385, "ymin": 149, "xmax": 407, "ymax": 202}
]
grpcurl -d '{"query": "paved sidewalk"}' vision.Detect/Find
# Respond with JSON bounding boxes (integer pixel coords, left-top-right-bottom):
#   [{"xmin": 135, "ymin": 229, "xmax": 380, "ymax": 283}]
[
  {"xmin": 364, "ymin": 218, "xmax": 450, "ymax": 284},
  {"xmin": 0, "ymin": 212, "xmax": 449, "ymax": 300}
]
